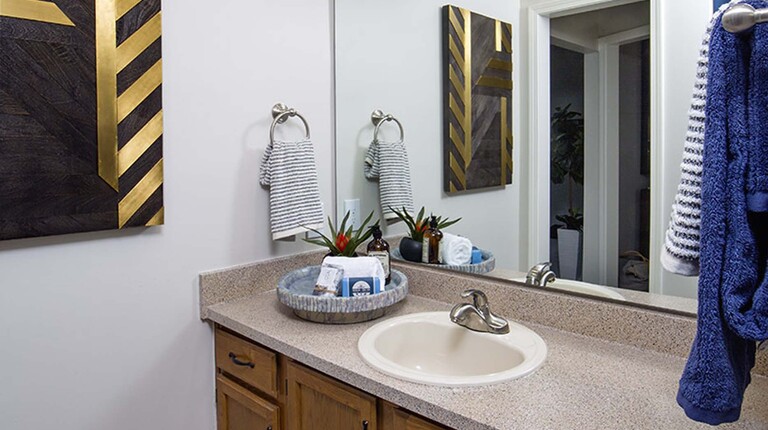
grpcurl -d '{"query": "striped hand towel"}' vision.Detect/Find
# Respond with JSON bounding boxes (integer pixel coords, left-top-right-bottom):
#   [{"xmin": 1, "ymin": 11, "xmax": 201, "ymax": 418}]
[
  {"xmin": 661, "ymin": 1, "xmax": 740, "ymax": 276},
  {"xmin": 363, "ymin": 139, "xmax": 414, "ymax": 220},
  {"xmin": 259, "ymin": 139, "xmax": 324, "ymax": 240}
]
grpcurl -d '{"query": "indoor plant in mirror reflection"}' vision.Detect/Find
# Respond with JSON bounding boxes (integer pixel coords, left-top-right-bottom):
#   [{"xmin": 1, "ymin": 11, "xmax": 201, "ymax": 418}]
[
  {"xmin": 303, "ymin": 211, "xmax": 377, "ymax": 257},
  {"xmin": 389, "ymin": 206, "xmax": 461, "ymax": 262},
  {"xmin": 551, "ymin": 104, "xmax": 584, "ymax": 280}
]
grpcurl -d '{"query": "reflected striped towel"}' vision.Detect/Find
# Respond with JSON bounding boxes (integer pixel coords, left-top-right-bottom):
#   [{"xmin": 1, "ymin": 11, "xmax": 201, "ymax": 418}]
[
  {"xmin": 364, "ymin": 139, "xmax": 414, "ymax": 220},
  {"xmin": 259, "ymin": 139, "xmax": 324, "ymax": 240},
  {"xmin": 660, "ymin": 3, "xmax": 736, "ymax": 276}
]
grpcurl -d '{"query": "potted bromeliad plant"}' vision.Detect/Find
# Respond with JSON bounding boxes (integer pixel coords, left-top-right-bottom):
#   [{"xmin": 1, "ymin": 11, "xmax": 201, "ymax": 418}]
[
  {"xmin": 303, "ymin": 211, "xmax": 377, "ymax": 257},
  {"xmin": 389, "ymin": 206, "xmax": 461, "ymax": 262}
]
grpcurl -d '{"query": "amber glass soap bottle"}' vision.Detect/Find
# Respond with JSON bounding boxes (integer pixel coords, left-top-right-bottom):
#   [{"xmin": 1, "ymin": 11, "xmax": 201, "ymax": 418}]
[
  {"xmin": 421, "ymin": 216, "xmax": 443, "ymax": 264},
  {"xmin": 367, "ymin": 225, "xmax": 391, "ymax": 284}
]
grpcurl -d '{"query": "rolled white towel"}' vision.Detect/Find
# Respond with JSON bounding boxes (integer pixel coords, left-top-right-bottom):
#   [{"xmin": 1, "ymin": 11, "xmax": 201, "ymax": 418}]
[
  {"xmin": 323, "ymin": 256, "xmax": 385, "ymax": 288},
  {"xmin": 439, "ymin": 233, "xmax": 472, "ymax": 265}
]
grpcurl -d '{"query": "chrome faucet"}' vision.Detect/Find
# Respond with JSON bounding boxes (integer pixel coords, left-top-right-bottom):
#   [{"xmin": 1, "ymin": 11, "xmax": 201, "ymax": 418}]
[
  {"xmin": 526, "ymin": 262, "xmax": 557, "ymax": 287},
  {"xmin": 449, "ymin": 289, "xmax": 510, "ymax": 334}
]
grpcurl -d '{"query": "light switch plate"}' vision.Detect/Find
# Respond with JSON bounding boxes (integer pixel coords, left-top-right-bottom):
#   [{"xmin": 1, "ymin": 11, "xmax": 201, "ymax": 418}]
[{"xmin": 343, "ymin": 198, "xmax": 361, "ymax": 229}]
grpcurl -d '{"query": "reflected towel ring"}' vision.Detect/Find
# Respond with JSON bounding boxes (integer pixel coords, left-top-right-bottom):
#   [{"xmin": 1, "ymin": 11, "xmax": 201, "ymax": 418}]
[
  {"xmin": 371, "ymin": 109, "xmax": 404, "ymax": 143},
  {"xmin": 270, "ymin": 103, "xmax": 311, "ymax": 142}
]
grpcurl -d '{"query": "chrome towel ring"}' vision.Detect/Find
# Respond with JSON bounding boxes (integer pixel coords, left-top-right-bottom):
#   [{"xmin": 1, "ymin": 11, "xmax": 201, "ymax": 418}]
[
  {"xmin": 270, "ymin": 103, "xmax": 311, "ymax": 142},
  {"xmin": 371, "ymin": 109, "xmax": 404, "ymax": 143}
]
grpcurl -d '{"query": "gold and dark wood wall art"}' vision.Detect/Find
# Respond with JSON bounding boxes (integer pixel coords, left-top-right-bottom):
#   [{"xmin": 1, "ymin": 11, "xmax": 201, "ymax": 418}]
[
  {"xmin": 442, "ymin": 5, "xmax": 513, "ymax": 193},
  {"xmin": 0, "ymin": 0, "xmax": 163, "ymax": 240}
]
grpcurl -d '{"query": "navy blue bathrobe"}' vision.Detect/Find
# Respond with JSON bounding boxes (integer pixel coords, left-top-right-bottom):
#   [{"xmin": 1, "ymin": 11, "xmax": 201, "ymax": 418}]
[{"xmin": 677, "ymin": 0, "xmax": 768, "ymax": 424}]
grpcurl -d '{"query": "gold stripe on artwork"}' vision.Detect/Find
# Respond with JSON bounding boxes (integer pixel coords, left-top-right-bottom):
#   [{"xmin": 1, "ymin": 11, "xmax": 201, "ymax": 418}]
[
  {"xmin": 477, "ymin": 76, "xmax": 513, "ymax": 90},
  {"xmin": 116, "ymin": 0, "xmax": 142, "ymax": 19},
  {"xmin": 0, "ymin": 0, "xmax": 75, "ymax": 26},
  {"xmin": 119, "ymin": 110, "xmax": 163, "ymax": 176},
  {"xmin": 506, "ymin": 129, "xmax": 514, "ymax": 174},
  {"xmin": 117, "ymin": 59, "xmax": 162, "ymax": 123},
  {"xmin": 448, "ymin": 95, "xmax": 466, "ymax": 133},
  {"xmin": 116, "ymin": 11, "xmax": 161, "ymax": 72},
  {"xmin": 118, "ymin": 158, "xmax": 163, "ymax": 228},
  {"xmin": 488, "ymin": 58, "xmax": 512, "ymax": 72},
  {"xmin": 449, "ymin": 123, "xmax": 464, "ymax": 156},
  {"xmin": 448, "ymin": 66, "xmax": 465, "ymax": 106},
  {"xmin": 501, "ymin": 97, "xmax": 507, "ymax": 185},
  {"xmin": 448, "ymin": 36, "xmax": 464, "ymax": 67},
  {"xmin": 495, "ymin": 20, "xmax": 501, "ymax": 52},
  {"xmin": 501, "ymin": 23, "xmax": 512, "ymax": 53},
  {"xmin": 96, "ymin": 0, "xmax": 118, "ymax": 191},
  {"xmin": 460, "ymin": 8, "xmax": 472, "ymax": 169},
  {"xmin": 503, "ymin": 96, "xmax": 514, "ymax": 178},
  {"xmin": 145, "ymin": 207, "xmax": 164, "ymax": 226},
  {"xmin": 447, "ymin": 6, "xmax": 464, "ymax": 44},
  {"xmin": 449, "ymin": 152, "xmax": 466, "ymax": 188}
]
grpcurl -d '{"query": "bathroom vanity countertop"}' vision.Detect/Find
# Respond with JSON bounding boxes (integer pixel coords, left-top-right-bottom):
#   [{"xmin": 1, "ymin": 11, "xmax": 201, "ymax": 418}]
[{"xmin": 204, "ymin": 292, "xmax": 768, "ymax": 430}]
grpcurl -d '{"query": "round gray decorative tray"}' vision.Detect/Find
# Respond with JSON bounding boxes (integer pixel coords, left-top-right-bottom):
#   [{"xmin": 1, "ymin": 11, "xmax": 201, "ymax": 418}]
[
  {"xmin": 276, "ymin": 266, "xmax": 408, "ymax": 324},
  {"xmin": 391, "ymin": 248, "xmax": 496, "ymax": 274}
]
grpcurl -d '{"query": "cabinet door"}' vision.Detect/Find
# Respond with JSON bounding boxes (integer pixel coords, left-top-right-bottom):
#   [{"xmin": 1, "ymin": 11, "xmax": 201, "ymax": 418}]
[
  {"xmin": 217, "ymin": 375, "xmax": 280, "ymax": 430},
  {"xmin": 286, "ymin": 360, "xmax": 376, "ymax": 430},
  {"xmin": 379, "ymin": 401, "xmax": 448, "ymax": 430}
]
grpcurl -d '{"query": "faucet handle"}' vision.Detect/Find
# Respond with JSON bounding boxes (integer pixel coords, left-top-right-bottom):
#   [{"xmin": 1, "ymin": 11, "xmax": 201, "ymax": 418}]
[
  {"xmin": 461, "ymin": 289, "xmax": 489, "ymax": 311},
  {"xmin": 526, "ymin": 262, "xmax": 553, "ymax": 284}
]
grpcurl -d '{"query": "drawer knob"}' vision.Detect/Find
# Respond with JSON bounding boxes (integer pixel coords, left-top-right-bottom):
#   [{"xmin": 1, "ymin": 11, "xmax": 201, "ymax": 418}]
[
  {"xmin": 228, "ymin": 352, "xmax": 255, "ymax": 368},
  {"xmin": 362, "ymin": 419, "xmax": 369, "ymax": 430}
]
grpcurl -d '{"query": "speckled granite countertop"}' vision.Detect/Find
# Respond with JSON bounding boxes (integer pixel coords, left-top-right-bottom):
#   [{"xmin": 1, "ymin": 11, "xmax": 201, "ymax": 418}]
[{"xmin": 205, "ymin": 292, "xmax": 768, "ymax": 430}]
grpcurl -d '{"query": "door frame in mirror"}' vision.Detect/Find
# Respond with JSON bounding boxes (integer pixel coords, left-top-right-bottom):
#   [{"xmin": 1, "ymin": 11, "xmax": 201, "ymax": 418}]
[{"xmin": 525, "ymin": 0, "xmax": 663, "ymax": 294}]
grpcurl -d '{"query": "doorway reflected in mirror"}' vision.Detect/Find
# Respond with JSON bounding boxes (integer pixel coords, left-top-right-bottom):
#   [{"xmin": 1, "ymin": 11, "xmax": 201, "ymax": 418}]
[{"xmin": 548, "ymin": 1, "xmax": 650, "ymax": 292}]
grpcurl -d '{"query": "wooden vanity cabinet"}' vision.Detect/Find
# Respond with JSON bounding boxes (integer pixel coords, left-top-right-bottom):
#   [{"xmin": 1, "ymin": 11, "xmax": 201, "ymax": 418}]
[
  {"xmin": 379, "ymin": 401, "xmax": 446, "ymax": 430},
  {"xmin": 217, "ymin": 375, "xmax": 280, "ymax": 430},
  {"xmin": 286, "ymin": 360, "xmax": 376, "ymax": 429},
  {"xmin": 214, "ymin": 326, "xmax": 448, "ymax": 430}
]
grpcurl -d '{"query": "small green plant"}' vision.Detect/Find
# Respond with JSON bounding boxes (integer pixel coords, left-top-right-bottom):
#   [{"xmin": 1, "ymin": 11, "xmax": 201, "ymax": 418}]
[
  {"xmin": 303, "ymin": 211, "xmax": 377, "ymax": 256},
  {"xmin": 551, "ymin": 104, "xmax": 584, "ymax": 231},
  {"xmin": 389, "ymin": 206, "xmax": 461, "ymax": 242},
  {"xmin": 555, "ymin": 208, "xmax": 583, "ymax": 232}
]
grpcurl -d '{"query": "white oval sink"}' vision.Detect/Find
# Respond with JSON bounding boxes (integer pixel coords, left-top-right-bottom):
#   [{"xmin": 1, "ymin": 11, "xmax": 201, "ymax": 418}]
[
  {"xmin": 514, "ymin": 278, "xmax": 625, "ymax": 300},
  {"xmin": 358, "ymin": 312, "xmax": 547, "ymax": 386}
]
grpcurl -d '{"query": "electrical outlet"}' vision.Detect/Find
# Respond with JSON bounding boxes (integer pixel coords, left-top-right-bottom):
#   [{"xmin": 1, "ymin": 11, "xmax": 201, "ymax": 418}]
[
  {"xmin": 305, "ymin": 226, "xmax": 325, "ymax": 240},
  {"xmin": 343, "ymin": 198, "xmax": 361, "ymax": 229}
]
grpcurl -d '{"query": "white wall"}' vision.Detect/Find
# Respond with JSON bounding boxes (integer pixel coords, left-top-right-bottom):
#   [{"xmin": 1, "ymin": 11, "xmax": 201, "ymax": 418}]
[
  {"xmin": 335, "ymin": 0, "xmax": 521, "ymax": 270},
  {"xmin": 0, "ymin": 1, "xmax": 334, "ymax": 429}
]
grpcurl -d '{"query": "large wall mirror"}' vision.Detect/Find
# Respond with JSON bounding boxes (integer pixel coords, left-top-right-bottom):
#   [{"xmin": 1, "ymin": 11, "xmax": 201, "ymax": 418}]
[{"xmin": 334, "ymin": 0, "xmax": 711, "ymax": 314}]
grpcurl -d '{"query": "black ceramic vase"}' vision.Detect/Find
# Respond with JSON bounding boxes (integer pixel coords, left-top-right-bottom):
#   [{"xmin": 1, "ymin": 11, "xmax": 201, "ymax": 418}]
[{"xmin": 399, "ymin": 238, "xmax": 422, "ymax": 262}]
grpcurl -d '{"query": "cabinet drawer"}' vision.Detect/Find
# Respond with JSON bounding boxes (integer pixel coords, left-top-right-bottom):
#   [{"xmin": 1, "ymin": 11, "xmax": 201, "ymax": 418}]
[{"xmin": 216, "ymin": 329, "xmax": 278, "ymax": 398}]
